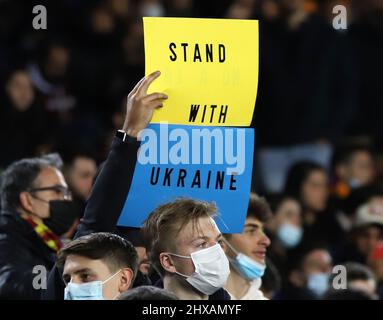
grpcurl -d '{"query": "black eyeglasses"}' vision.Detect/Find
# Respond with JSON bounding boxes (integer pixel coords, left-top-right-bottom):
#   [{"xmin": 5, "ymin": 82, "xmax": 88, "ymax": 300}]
[{"xmin": 28, "ymin": 185, "xmax": 72, "ymax": 200}]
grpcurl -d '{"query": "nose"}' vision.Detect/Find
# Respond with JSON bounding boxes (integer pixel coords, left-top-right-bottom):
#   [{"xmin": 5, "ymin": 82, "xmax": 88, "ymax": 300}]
[
  {"xmin": 209, "ymin": 240, "xmax": 220, "ymax": 247},
  {"xmin": 260, "ymin": 232, "xmax": 271, "ymax": 247}
]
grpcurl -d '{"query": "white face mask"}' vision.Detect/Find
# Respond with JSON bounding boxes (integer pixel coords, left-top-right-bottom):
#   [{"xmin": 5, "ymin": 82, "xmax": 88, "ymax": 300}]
[
  {"xmin": 64, "ymin": 270, "xmax": 121, "ymax": 300},
  {"xmin": 168, "ymin": 243, "xmax": 230, "ymax": 295}
]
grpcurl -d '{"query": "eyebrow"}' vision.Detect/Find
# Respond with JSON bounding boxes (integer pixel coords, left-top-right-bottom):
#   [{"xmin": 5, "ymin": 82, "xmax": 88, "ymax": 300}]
[
  {"xmin": 244, "ymin": 223, "xmax": 261, "ymax": 228},
  {"xmin": 63, "ymin": 268, "xmax": 93, "ymax": 279},
  {"xmin": 31, "ymin": 184, "xmax": 68, "ymax": 191},
  {"xmin": 191, "ymin": 233, "xmax": 223, "ymax": 243}
]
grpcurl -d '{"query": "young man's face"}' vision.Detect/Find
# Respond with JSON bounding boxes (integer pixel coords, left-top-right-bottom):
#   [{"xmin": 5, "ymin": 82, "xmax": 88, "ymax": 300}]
[
  {"xmin": 346, "ymin": 151, "xmax": 375, "ymax": 187},
  {"xmin": 67, "ymin": 157, "xmax": 97, "ymax": 200},
  {"xmin": 62, "ymin": 254, "xmax": 132, "ymax": 299},
  {"xmin": 302, "ymin": 169, "xmax": 329, "ymax": 212},
  {"xmin": 274, "ymin": 198, "xmax": 302, "ymax": 228},
  {"xmin": 302, "ymin": 249, "xmax": 332, "ymax": 276},
  {"xmin": 6, "ymin": 71, "xmax": 35, "ymax": 111},
  {"xmin": 135, "ymin": 246, "xmax": 151, "ymax": 275},
  {"xmin": 356, "ymin": 226, "xmax": 383, "ymax": 257},
  {"xmin": 163, "ymin": 216, "xmax": 222, "ymax": 276},
  {"xmin": 337, "ymin": 151, "xmax": 375, "ymax": 188},
  {"xmin": 226, "ymin": 217, "xmax": 271, "ymax": 265}
]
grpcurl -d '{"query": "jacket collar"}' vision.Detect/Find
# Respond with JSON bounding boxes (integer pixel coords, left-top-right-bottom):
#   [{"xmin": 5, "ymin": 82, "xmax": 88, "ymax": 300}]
[{"xmin": 0, "ymin": 209, "xmax": 57, "ymax": 263}]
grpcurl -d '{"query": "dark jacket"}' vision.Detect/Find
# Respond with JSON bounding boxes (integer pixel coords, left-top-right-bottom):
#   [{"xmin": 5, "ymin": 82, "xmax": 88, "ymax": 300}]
[
  {"xmin": 0, "ymin": 211, "xmax": 56, "ymax": 299},
  {"xmin": 42, "ymin": 135, "xmax": 140, "ymax": 299}
]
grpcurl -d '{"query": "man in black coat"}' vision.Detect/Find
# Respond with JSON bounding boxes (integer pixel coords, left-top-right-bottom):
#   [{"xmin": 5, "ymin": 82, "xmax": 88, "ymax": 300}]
[
  {"xmin": 0, "ymin": 209, "xmax": 57, "ymax": 299},
  {"xmin": 0, "ymin": 152, "xmax": 79, "ymax": 299}
]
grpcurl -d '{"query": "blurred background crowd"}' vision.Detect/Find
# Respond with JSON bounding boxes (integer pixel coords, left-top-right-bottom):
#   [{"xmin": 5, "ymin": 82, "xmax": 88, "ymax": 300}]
[{"xmin": 1, "ymin": 0, "xmax": 383, "ymax": 299}]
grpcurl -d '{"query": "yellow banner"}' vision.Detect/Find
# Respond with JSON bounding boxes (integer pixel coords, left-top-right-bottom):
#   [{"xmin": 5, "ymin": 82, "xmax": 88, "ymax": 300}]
[{"xmin": 144, "ymin": 17, "xmax": 259, "ymax": 126}]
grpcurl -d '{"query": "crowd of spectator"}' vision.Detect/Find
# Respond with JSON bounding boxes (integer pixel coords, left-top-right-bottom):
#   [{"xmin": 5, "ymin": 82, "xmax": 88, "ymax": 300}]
[{"xmin": 1, "ymin": 0, "xmax": 383, "ymax": 300}]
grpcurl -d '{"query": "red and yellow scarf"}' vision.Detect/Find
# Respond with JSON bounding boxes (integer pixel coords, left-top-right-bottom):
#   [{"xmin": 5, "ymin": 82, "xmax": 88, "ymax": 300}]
[{"xmin": 23, "ymin": 215, "xmax": 63, "ymax": 252}]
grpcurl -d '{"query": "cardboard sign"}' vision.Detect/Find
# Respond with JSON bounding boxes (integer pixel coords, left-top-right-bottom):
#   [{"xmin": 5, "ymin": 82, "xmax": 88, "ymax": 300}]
[
  {"xmin": 118, "ymin": 124, "xmax": 254, "ymax": 233},
  {"xmin": 144, "ymin": 17, "xmax": 259, "ymax": 127}
]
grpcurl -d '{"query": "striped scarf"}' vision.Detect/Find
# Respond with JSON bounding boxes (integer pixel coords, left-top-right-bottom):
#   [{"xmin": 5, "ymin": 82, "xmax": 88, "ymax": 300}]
[{"xmin": 23, "ymin": 215, "xmax": 63, "ymax": 252}]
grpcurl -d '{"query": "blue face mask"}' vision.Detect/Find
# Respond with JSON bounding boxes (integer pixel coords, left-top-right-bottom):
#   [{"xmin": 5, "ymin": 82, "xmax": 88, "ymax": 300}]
[
  {"xmin": 349, "ymin": 178, "xmax": 363, "ymax": 189},
  {"xmin": 223, "ymin": 238, "xmax": 266, "ymax": 281},
  {"xmin": 277, "ymin": 223, "xmax": 303, "ymax": 248},
  {"xmin": 64, "ymin": 270, "xmax": 121, "ymax": 300},
  {"xmin": 230, "ymin": 253, "xmax": 266, "ymax": 281},
  {"xmin": 307, "ymin": 272, "xmax": 330, "ymax": 298}
]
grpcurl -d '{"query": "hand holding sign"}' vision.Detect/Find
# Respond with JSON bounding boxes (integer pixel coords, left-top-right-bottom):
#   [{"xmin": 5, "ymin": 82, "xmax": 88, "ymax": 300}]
[{"xmin": 122, "ymin": 70, "xmax": 168, "ymax": 138}]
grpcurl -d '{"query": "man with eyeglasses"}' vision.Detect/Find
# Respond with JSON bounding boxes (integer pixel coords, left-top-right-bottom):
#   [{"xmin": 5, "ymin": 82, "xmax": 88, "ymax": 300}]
[{"xmin": 0, "ymin": 153, "xmax": 79, "ymax": 299}]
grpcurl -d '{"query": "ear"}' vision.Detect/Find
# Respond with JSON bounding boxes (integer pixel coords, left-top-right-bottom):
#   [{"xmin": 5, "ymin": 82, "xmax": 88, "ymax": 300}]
[
  {"xmin": 118, "ymin": 268, "xmax": 134, "ymax": 292},
  {"xmin": 159, "ymin": 253, "xmax": 176, "ymax": 274},
  {"xmin": 19, "ymin": 191, "xmax": 34, "ymax": 213}
]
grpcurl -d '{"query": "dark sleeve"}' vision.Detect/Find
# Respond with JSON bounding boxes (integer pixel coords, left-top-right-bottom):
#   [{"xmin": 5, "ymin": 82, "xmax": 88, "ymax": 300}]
[
  {"xmin": 75, "ymin": 135, "xmax": 140, "ymax": 237},
  {"xmin": 0, "ymin": 243, "xmax": 41, "ymax": 300},
  {"xmin": 42, "ymin": 264, "xmax": 64, "ymax": 300},
  {"xmin": 42, "ymin": 135, "xmax": 140, "ymax": 300}
]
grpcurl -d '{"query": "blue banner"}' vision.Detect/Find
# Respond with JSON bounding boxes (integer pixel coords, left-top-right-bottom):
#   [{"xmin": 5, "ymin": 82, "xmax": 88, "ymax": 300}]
[{"xmin": 118, "ymin": 124, "xmax": 254, "ymax": 233}]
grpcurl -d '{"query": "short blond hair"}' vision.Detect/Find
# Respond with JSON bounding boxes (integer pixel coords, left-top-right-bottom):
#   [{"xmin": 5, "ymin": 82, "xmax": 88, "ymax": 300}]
[{"xmin": 142, "ymin": 198, "xmax": 217, "ymax": 276}]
